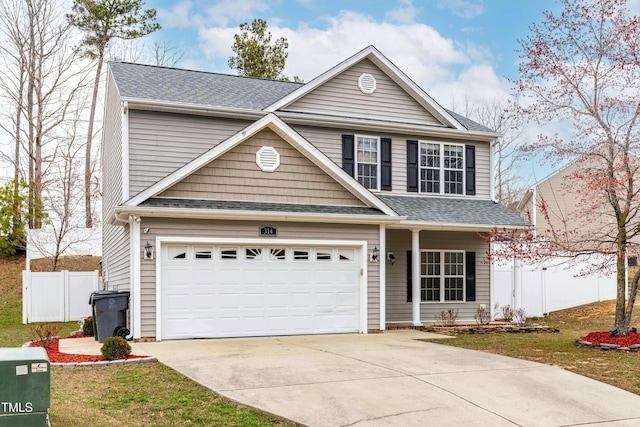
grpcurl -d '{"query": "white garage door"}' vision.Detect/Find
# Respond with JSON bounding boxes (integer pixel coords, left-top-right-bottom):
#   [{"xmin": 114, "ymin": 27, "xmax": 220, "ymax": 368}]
[{"xmin": 160, "ymin": 244, "xmax": 362, "ymax": 340}]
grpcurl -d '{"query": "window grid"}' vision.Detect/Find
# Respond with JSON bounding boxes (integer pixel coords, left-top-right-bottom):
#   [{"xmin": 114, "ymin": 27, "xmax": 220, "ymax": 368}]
[
  {"xmin": 356, "ymin": 135, "xmax": 379, "ymax": 190},
  {"xmin": 419, "ymin": 142, "xmax": 464, "ymax": 195},
  {"xmin": 420, "ymin": 250, "xmax": 464, "ymax": 302}
]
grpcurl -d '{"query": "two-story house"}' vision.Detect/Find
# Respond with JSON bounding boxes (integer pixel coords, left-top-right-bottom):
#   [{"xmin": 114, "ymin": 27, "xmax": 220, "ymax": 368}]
[{"xmin": 101, "ymin": 45, "xmax": 527, "ymax": 341}]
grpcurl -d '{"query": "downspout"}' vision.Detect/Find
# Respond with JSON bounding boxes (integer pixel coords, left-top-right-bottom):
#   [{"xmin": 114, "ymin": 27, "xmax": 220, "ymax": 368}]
[
  {"xmin": 379, "ymin": 224, "xmax": 386, "ymax": 331},
  {"xmin": 129, "ymin": 215, "xmax": 142, "ymax": 339},
  {"xmin": 490, "ymin": 139, "xmax": 496, "ymax": 201}
]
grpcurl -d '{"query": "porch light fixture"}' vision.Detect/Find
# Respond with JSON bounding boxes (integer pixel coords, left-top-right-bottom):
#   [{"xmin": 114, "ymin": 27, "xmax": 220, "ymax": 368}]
[
  {"xmin": 371, "ymin": 246, "xmax": 379, "ymax": 262},
  {"xmin": 143, "ymin": 241, "xmax": 154, "ymax": 260},
  {"xmin": 387, "ymin": 252, "xmax": 395, "ymax": 265}
]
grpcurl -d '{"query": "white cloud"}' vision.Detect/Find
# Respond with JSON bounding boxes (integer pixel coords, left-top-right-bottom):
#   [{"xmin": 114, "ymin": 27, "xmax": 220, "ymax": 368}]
[
  {"xmin": 156, "ymin": 1, "xmax": 206, "ymax": 29},
  {"xmin": 195, "ymin": 4, "xmax": 508, "ymax": 111},
  {"xmin": 385, "ymin": 0, "xmax": 420, "ymax": 24},
  {"xmin": 204, "ymin": 0, "xmax": 272, "ymax": 27},
  {"xmin": 437, "ymin": 0, "xmax": 484, "ymax": 19}
]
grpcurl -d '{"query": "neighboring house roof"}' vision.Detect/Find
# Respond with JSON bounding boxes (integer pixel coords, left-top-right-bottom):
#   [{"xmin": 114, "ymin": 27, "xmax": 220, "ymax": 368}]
[
  {"xmin": 378, "ymin": 195, "xmax": 529, "ymax": 229},
  {"xmin": 109, "ymin": 61, "xmax": 303, "ymax": 110},
  {"xmin": 140, "ymin": 198, "xmax": 386, "ymax": 216}
]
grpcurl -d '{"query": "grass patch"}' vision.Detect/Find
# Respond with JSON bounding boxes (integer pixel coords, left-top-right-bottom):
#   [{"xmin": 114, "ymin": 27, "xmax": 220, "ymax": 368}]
[
  {"xmin": 423, "ymin": 299, "xmax": 640, "ymax": 395},
  {"xmin": 50, "ymin": 363, "xmax": 296, "ymax": 426},
  {"xmin": 1, "ymin": 255, "xmax": 299, "ymax": 427}
]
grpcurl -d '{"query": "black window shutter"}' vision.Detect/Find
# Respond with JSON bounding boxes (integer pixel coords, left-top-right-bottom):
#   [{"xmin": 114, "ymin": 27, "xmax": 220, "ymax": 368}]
[
  {"xmin": 342, "ymin": 135, "xmax": 355, "ymax": 177},
  {"xmin": 466, "ymin": 251, "xmax": 476, "ymax": 302},
  {"xmin": 407, "ymin": 140, "xmax": 418, "ymax": 192},
  {"xmin": 465, "ymin": 145, "xmax": 476, "ymax": 195},
  {"xmin": 407, "ymin": 250, "xmax": 412, "ymax": 302},
  {"xmin": 381, "ymin": 138, "xmax": 392, "ymax": 191}
]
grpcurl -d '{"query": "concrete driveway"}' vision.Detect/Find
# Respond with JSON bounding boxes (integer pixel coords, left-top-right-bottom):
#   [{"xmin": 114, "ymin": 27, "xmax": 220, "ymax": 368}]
[{"xmin": 138, "ymin": 330, "xmax": 640, "ymax": 426}]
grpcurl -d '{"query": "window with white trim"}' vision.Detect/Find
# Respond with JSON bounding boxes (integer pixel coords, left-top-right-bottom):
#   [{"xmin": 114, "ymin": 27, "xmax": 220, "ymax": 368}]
[
  {"xmin": 355, "ymin": 135, "xmax": 380, "ymax": 190},
  {"xmin": 419, "ymin": 142, "xmax": 464, "ymax": 195},
  {"xmin": 420, "ymin": 250, "xmax": 465, "ymax": 302}
]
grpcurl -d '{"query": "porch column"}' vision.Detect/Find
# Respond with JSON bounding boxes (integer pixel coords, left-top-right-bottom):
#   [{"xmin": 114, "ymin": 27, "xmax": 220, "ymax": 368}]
[
  {"xmin": 412, "ymin": 228, "xmax": 421, "ymax": 326},
  {"xmin": 379, "ymin": 224, "xmax": 386, "ymax": 331}
]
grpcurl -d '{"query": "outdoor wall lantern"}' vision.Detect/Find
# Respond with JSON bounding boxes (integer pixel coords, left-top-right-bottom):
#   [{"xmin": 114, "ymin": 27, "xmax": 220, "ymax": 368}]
[
  {"xmin": 143, "ymin": 241, "xmax": 154, "ymax": 260},
  {"xmin": 370, "ymin": 246, "xmax": 379, "ymax": 262},
  {"xmin": 387, "ymin": 252, "xmax": 395, "ymax": 265}
]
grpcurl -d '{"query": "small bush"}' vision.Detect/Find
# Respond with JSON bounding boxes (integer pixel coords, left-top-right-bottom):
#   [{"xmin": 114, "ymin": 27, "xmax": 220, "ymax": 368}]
[
  {"xmin": 29, "ymin": 323, "xmax": 62, "ymax": 348},
  {"xmin": 81, "ymin": 317, "xmax": 94, "ymax": 336},
  {"xmin": 100, "ymin": 336, "xmax": 131, "ymax": 361},
  {"xmin": 474, "ymin": 304, "xmax": 491, "ymax": 326},
  {"xmin": 513, "ymin": 307, "xmax": 529, "ymax": 327},
  {"xmin": 434, "ymin": 309, "xmax": 458, "ymax": 327},
  {"xmin": 494, "ymin": 303, "xmax": 514, "ymax": 322}
]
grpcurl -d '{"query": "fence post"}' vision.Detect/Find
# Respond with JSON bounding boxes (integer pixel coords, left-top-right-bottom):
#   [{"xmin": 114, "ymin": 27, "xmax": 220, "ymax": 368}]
[
  {"xmin": 22, "ymin": 270, "xmax": 29, "ymax": 324},
  {"xmin": 63, "ymin": 270, "xmax": 70, "ymax": 322}
]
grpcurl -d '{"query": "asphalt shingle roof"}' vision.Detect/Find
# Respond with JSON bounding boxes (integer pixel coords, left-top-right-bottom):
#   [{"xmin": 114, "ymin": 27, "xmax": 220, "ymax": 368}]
[
  {"xmin": 140, "ymin": 198, "xmax": 386, "ymax": 216},
  {"xmin": 109, "ymin": 62, "xmax": 303, "ymax": 110},
  {"xmin": 109, "ymin": 61, "xmax": 495, "ymax": 132},
  {"xmin": 378, "ymin": 195, "xmax": 529, "ymax": 227}
]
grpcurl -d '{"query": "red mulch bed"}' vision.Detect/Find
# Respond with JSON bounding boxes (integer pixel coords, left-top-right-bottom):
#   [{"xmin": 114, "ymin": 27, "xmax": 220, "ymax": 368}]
[
  {"xmin": 582, "ymin": 331, "xmax": 640, "ymax": 347},
  {"xmin": 29, "ymin": 336, "xmax": 149, "ymax": 363}
]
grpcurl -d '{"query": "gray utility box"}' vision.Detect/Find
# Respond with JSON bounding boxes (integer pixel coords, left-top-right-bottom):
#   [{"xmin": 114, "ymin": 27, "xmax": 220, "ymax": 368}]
[
  {"xmin": 0, "ymin": 347, "xmax": 50, "ymax": 427},
  {"xmin": 89, "ymin": 290, "xmax": 130, "ymax": 343}
]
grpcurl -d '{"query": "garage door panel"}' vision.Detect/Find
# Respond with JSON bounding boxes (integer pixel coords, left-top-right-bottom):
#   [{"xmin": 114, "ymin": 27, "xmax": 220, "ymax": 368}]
[{"xmin": 162, "ymin": 244, "xmax": 361, "ymax": 339}]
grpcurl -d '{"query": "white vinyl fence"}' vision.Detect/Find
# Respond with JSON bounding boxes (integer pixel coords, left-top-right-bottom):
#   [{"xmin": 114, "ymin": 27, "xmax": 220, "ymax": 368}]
[
  {"xmin": 22, "ymin": 270, "xmax": 100, "ymax": 323},
  {"xmin": 492, "ymin": 259, "xmax": 617, "ymax": 318}
]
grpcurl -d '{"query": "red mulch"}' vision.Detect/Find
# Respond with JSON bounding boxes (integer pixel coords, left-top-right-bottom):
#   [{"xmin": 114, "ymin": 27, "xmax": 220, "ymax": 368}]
[
  {"xmin": 29, "ymin": 337, "xmax": 149, "ymax": 364},
  {"xmin": 582, "ymin": 331, "xmax": 640, "ymax": 347}
]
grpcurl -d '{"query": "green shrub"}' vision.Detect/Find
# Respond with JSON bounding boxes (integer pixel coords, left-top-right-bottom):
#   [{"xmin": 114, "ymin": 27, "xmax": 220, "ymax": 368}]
[
  {"xmin": 81, "ymin": 317, "xmax": 94, "ymax": 336},
  {"xmin": 100, "ymin": 336, "xmax": 131, "ymax": 361}
]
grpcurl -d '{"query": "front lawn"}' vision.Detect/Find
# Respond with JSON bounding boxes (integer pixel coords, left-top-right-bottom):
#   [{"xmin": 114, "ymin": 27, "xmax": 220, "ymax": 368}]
[{"xmin": 422, "ymin": 300, "xmax": 640, "ymax": 395}]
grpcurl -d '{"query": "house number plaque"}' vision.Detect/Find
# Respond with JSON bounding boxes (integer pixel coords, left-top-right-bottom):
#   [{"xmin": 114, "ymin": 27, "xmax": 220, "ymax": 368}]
[{"xmin": 260, "ymin": 226, "xmax": 277, "ymax": 236}]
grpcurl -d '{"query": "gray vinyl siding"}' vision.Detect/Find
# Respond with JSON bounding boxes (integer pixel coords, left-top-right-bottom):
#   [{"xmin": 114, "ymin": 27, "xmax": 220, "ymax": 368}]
[
  {"xmin": 127, "ymin": 111, "xmax": 251, "ymax": 197},
  {"xmin": 102, "ymin": 71, "xmax": 130, "ymax": 289},
  {"xmin": 158, "ymin": 128, "xmax": 365, "ymax": 206},
  {"xmin": 285, "ymin": 59, "xmax": 442, "ymax": 126},
  {"xmin": 138, "ymin": 218, "xmax": 380, "ymax": 338},
  {"xmin": 385, "ymin": 229, "xmax": 489, "ymax": 324},
  {"xmin": 291, "ymin": 124, "xmax": 492, "ymax": 199}
]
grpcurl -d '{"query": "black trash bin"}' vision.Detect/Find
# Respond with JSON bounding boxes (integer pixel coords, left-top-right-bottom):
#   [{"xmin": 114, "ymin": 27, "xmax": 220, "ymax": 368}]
[{"xmin": 89, "ymin": 291, "xmax": 131, "ymax": 343}]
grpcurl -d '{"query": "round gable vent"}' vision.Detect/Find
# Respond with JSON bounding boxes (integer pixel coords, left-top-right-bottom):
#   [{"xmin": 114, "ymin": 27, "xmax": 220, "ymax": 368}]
[
  {"xmin": 358, "ymin": 73, "xmax": 377, "ymax": 94},
  {"xmin": 256, "ymin": 146, "xmax": 280, "ymax": 172}
]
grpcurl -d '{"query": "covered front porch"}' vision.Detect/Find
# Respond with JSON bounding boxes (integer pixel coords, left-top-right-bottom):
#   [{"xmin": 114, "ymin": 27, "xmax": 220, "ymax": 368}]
[{"xmin": 376, "ymin": 195, "xmax": 529, "ymax": 328}]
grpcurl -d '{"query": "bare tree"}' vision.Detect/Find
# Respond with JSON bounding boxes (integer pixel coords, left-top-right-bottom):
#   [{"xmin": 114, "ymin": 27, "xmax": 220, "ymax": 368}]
[
  {"xmin": 485, "ymin": 0, "xmax": 640, "ymax": 334},
  {"xmin": 109, "ymin": 38, "xmax": 184, "ymax": 67},
  {"xmin": 0, "ymin": 0, "xmax": 90, "ymax": 229},
  {"xmin": 452, "ymin": 96, "xmax": 527, "ymax": 210},
  {"xmin": 67, "ymin": 0, "xmax": 160, "ymax": 228}
]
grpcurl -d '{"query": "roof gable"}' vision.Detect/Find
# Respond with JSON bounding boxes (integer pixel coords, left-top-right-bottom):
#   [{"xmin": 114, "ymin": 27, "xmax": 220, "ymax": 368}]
[
  {"xmin": 265, "ymin": 45, "xmax": 466, "ymax": 131},
  {"xmin": 282, "ymin": 58, "xmax": 443, "ymax": 127},
  {"xmin": 158, "ymin": 127, "xmax": 367, "ymax": 207},
  {"xmin": 125, "ymin": 113, "xmax": 397, "ymax": 216}
]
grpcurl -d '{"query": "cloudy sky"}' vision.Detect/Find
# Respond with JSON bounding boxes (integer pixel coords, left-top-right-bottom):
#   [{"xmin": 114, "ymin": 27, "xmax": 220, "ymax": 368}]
[{"xmin": 141, "ymin": 0, "xmax": 567, "ymax": 185}]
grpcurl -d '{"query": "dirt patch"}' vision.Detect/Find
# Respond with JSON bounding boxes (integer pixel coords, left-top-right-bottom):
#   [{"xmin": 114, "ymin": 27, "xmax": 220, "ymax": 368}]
[{"xmin": 30, "ymin": 255, "xmax": 102, "ymax": 274}]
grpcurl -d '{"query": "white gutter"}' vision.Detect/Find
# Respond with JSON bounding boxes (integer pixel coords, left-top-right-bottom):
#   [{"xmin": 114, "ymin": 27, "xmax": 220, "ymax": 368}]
[
  {"xmin": 388, "ymin": 221, "xmax": 526, "ymax": 232},
  {"xmin": 113, "ymin": 207, "xmax": 404, "ymax": 226},
  {"xmin": 278, "ymin": 112, "xmax": 502, "ymax": 141},
  {"xmin": 123, "ymin": 97, "xmax": 264, "ymax": 120}
]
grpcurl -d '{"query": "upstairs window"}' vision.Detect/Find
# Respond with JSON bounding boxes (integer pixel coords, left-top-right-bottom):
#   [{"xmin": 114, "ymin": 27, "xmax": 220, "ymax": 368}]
[
  {"xmin": 419, "ymin": 141, "xmax": 464, "ymax": 195},
  {"xmin": 342, "ymin": 135, "xmax": 392, "ymax": 191},
  {"xmin": 408, "ymin": 140, "xmax": 474, "ymax": 195},
  {"xmin": 355, "ymin": 135, "xmax": 380, "ymax": 190}
]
